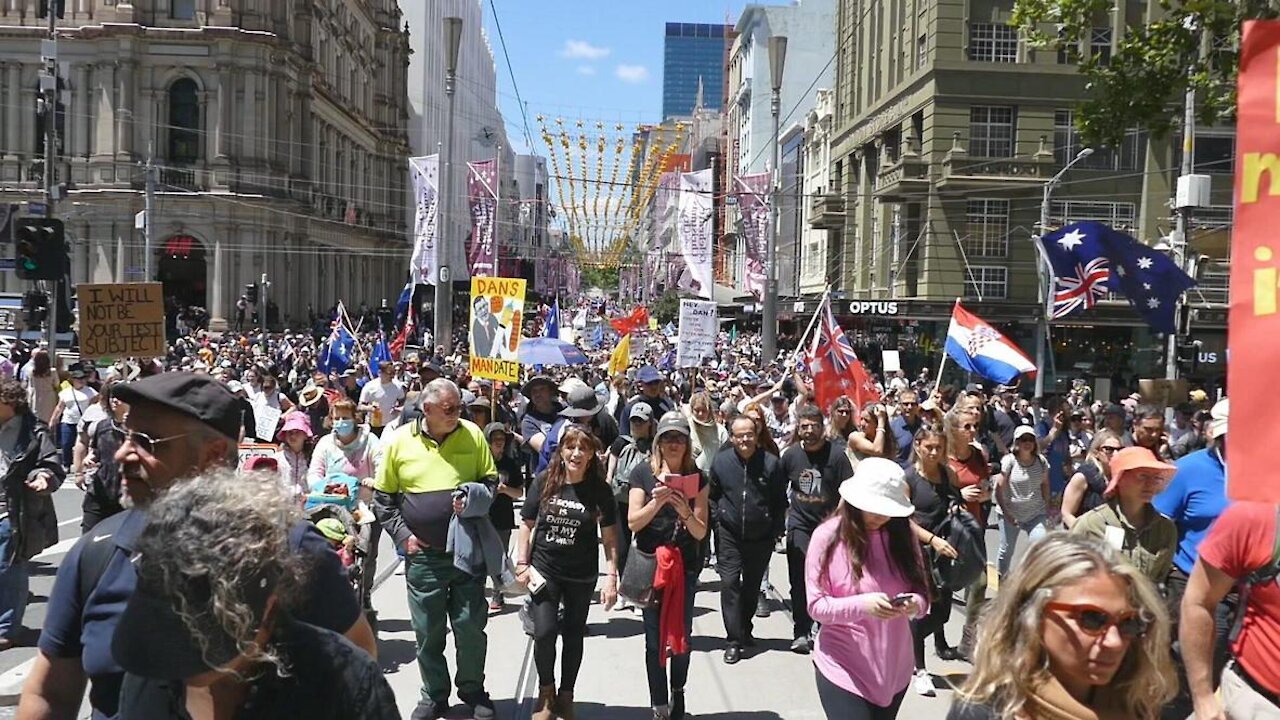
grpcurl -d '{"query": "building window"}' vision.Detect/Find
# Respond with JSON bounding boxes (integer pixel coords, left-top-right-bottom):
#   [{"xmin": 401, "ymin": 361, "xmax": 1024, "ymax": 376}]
[
  {"xmin": 965, "ymin": 199, "xmax": 1010, "ymax": 257},
  {"xmin": 968, "ymin": 23, "xmax": 1018, "ymax": 63},
  {"xmin": 172, "ymin": 0, "xmax": 196, "ymax": 20},
  {"xmin": 1050, "ymin": 200, "xmax": 1137, "ymax": 229},
  {"xmin": 1053, "ymin": 110, "xmax": 1140, "ymax": 171},
  {"xmin": 1191, "ymin": 135, "xmax": 1235, "ymax": 175},
  {"xmin": 168, "ymin": 78, "xmax": 200, "ymax": 164},
  {"xmin": 969, "ymin": 106, "xmax": 1015, "ymax": 157},
  {"xmin": 1056, "ymin": 28, "xmax": 1081, "ymax": 64},
  {"xmin": 965, "ymin": 266, "xmax": 1008, "ymax": 300},
  {"xmin": 917, "ymin": 35, "xmax": 927, "ymax": 68},
  {"xmin": 1090, "ymin": 27, "xmax": 1112, "ymax": 65}
]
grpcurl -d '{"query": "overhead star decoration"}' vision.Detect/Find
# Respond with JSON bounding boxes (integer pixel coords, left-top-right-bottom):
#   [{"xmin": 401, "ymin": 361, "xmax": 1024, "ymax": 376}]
[{"xmin": 1057, "ymin": 229, "xmax": 1086, "ymax": 251}]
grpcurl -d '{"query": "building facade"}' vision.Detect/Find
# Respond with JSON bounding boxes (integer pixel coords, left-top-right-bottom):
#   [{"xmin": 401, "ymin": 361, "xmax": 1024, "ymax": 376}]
[
  {"xmin": 0, "ymin": 0, "xmax": 413, "ymax": 330},
  {"xmin": 822, "ymin": 0, "xmax": 1232, "ymax": 390},
  {"xmin": 662, "ymin": 22, "xmax": 729, "ymax": 120}
]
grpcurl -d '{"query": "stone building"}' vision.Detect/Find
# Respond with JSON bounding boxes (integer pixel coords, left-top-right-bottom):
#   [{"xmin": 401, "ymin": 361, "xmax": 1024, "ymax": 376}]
[{"xmin": 0, "ymin": 0, "xmax": 412, "ymax": 329}]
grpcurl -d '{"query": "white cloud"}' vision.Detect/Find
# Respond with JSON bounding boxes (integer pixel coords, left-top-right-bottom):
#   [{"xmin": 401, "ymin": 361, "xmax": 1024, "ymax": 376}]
[
  {"xmin": 614, "ymin": 64, "xmax": 650, "ymax": 83},
  {"xmin": 561, "ymin": 40, "xmax": 610, "ymax": 61},
  {"xmin": 576, "ymin": 65, "xmax": 597, "ymax": 76}
]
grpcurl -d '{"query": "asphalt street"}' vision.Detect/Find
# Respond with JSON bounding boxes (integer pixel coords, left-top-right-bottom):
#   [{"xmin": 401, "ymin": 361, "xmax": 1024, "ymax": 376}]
[{"xmin": 0, "ymin": 486, "xmax": 1002, "ymax": 719}]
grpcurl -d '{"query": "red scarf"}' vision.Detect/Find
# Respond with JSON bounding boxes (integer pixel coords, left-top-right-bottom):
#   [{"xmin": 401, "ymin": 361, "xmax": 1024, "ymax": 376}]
[{"xmin": 654, "ymin": 545, "xmax": 687, "ymax": 665}]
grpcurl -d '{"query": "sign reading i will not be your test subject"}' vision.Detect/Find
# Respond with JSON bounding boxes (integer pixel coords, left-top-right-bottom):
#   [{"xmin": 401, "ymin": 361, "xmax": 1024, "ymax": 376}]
[{"xmin": 79, "ymin": 282, "xmax": 166, "ymax": 361}]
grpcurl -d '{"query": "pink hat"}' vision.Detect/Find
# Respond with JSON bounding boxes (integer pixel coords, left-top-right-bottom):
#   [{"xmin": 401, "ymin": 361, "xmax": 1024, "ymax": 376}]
[
  {"xmin": 276, "ymin": 412, "xmax": 314, "ymax": 441},
  {"xmin": 1105, "ymin": 446, "xmax": 1176, "ymax": 496}
]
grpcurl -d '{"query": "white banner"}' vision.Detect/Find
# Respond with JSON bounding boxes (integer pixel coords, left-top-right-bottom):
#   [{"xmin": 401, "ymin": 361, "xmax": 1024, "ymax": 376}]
[
  {"xmin": 408, "ymin": 155, "xmax": 440, "ymax": 286},
  {"xmin": 677, "ymin": 168, "xmax": 714, "ymax": 300},
  {"xmin": 676, "ymin": 299, "xmax": 718, "ymax": 368}
]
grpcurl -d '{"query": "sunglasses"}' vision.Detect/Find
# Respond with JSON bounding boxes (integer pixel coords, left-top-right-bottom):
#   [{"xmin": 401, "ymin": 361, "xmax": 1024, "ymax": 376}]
[
  {"xmin": 1099, "ymin": 446, "xmax": 1122, "ymax": 455},
  {"xmin": 1045, "ymin": 602, "xmax": 1150, "ymax": 639},
  {"xmin": 124, "ymin": 429, "xmax": 191, "ymax": 455},
  {"xmin": 433, "ymin": 403, "xmax": 461, "ymax": 416}
]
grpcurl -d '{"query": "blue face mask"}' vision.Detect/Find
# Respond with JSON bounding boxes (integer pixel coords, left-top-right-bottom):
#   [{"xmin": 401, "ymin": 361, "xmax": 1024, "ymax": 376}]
[{"xmin": 334, "ymin": 419, "xmax": 356, "ymax": 436}]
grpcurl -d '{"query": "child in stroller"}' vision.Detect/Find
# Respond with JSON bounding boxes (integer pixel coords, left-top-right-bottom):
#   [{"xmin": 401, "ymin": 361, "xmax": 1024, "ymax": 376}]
[{"xmin": 305, "ymin": 502, "xmax": 369, "ymax": 599}]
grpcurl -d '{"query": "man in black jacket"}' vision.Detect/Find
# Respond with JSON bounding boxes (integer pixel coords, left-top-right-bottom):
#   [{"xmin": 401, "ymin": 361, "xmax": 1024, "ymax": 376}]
[{"xmin": 710, "ymin": 414, "xmax": 788, "ymax": 664}]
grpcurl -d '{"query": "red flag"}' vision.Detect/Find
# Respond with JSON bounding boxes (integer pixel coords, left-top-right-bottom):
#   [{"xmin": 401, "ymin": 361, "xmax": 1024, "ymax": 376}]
[
  {"xmin": 808, "ymin": 303, "xmax": 880, "ymax": 412},
  {"xmin": 390, "ymin": 302, "xmax": 416, "ymax": 360},
  {"xmin": 609, "ymin": 305, "xmax": 650, "ymax": 336}
]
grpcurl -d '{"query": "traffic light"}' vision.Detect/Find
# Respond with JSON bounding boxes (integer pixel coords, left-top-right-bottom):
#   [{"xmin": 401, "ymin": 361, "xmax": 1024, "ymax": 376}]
[
  {"xmin": 1176, "ymin": 340, "xmax": 1201, "ymax": 375},
  {"xmin": 245, "ymin": 284, "xmax": 259, "ymax": 304},
  {"xmin": 21, "ymin": 291, "xmax": 47, "ymax": 328},
  {"xmin": 14, "ymin": 218, "xmax": 65, "ymax": 281},
  {"xmin": 38, "ymin": 0, "xmax": 65, "ymax": 19}
]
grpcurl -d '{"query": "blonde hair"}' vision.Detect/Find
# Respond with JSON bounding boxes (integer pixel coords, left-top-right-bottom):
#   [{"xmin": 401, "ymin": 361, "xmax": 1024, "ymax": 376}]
[{"xmin": 955, "ymin": 532, "xmax": 1175, "ymax": 719}]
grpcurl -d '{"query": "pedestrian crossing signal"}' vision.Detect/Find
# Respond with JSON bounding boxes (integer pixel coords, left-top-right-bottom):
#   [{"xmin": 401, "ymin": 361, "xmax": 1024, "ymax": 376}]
[{"xmin": 14, "ymin": 218, "xmax": 65, "ymax": 281}]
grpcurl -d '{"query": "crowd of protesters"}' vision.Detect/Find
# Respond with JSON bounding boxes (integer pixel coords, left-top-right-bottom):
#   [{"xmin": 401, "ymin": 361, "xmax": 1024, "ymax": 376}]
[{"xmin": 0, "ymin": 298, "xmax": 1258, "ymax": 720}]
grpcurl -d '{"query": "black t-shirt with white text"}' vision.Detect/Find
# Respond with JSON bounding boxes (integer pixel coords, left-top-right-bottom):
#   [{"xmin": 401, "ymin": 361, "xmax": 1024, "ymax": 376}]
[
  {"xmin": 521, "ymin": 473, "xmax": 617, "ymax": 583},
  {"xmin": 781, "ymin": 441, "xmax": 853, "ymax": 534}
]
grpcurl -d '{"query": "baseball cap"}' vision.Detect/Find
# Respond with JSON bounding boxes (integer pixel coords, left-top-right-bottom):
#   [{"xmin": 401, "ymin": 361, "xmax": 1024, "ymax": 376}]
[
  {"xmin": 637, "ymin": 366, "xmax": 662, "ymax": 384},
  {"xmin": 655, "ymin": 411, "xmax": 690, "ymax": 438},
  {"xmin": 1013, "ymin": 425, "xmax": 1037, "ymax": 441},
  {"xmin": 629, "ymin": 403, "xmax": 654, "ymax": 422},
  {"xmin": 115, "ymin": 372, "xmax": 242, "ymax": 440}
]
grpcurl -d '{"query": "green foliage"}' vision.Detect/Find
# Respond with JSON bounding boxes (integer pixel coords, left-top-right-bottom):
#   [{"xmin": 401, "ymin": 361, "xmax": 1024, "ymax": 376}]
[
  {"xmin": 1011, "ymin": 0, "xmax": 1278, "ymax": 147},
  {"xmin": 580, "ymin": 266, "xmax": 620, "ymax": 292},
  {"xmin": 651, "ymin": 291, "xmax": 681, "ymax": 325}
]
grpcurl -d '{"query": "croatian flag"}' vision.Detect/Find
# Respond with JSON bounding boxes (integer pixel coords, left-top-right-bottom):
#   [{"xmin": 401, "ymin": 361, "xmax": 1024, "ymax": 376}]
[{"xmin": 944, "ymin": 302, "xmax": 1037, "ymax": 384}]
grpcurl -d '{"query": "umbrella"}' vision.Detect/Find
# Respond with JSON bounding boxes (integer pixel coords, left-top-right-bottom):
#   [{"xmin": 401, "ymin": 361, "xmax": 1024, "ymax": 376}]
[{"xmin": 517, "ymin": 337, "xmax": 589, "ymax": 366}]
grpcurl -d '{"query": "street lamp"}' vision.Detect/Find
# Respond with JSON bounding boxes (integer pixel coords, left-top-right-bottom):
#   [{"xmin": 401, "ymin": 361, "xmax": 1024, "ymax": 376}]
[
  {"xmin": 1033, "ymin": 147, "xmax": 1093, "ymax": 398},
  {"xmin": 762, "ymin": 35, "xmax": 787, "ymax": 364},
  {"xmin": 434, "ymin": 16, "xmax": 463, "ymax": 351}
]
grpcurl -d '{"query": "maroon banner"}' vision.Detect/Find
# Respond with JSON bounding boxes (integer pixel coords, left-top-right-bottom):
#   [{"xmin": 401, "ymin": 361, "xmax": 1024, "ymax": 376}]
[{"xmin": 467, "ymin": 159, "xmax": 498, "ymax": 277}]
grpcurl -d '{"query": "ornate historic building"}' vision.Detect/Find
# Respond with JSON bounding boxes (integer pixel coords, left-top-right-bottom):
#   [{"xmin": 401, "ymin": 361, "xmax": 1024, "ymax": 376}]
[{"xmin": 0, "ymin": 0, "xmax": 412, "ymax": 329}]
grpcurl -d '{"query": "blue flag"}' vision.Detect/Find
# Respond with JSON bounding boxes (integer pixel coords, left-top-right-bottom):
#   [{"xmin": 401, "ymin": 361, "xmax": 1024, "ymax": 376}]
[
  {"xmin": 589, "ymin": 323, "xmax": 604, "ymax": 350},
  {"xmin": 369, "ymin": 336, "xmax": 392, "ymax": 376},
  {"xmin": 317, "ymin": 326, "xmax": 356, "ymax": 374},
  {"xmin": 544, "ymin": 298, "xmax": 560, "ymax": 339},
  {"xmin": 1039, "ymin": 221, "xmax": 1195, "ymax": 334},
  {"xmin": 394, "ymin": 282, "xmax": 414, "ymax": 327}
]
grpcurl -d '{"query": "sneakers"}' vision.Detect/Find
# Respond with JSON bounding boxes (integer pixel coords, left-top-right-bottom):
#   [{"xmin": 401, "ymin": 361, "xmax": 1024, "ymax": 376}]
[
  {"xmin": 460, "ymin": 690, "xmax": 496, "ymax": 720},
  {"xmin": 755, "ymin": 592, "xmax": 771, "ymax": 618},
  {"xmin": 723, "ymin": 643, "xmax": 741, "ymax": 664},
  {"xmin": 913, "ymin": 669, "xmax": 936, "ymax": 697},
  {"xmin": 488, "ymin": 595, "xmax": 503, "ymax": 612},
  {"xmin": 409, "ymin": 699, "xmax": 446, "ymax": 720},
  {"xmin": 790, "ymin": 636, "xmax": 811, "ymax": 654}
]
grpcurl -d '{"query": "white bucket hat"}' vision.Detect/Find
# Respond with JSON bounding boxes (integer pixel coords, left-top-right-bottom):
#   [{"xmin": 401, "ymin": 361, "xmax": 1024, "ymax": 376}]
[{"xmin": 838, "ymin": 457, "xmax": 914, "ymax": 518}]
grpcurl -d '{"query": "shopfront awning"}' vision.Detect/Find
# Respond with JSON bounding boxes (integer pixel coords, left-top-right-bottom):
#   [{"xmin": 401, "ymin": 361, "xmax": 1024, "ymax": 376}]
[{"xmin": 713, "ymin": 284, "xmax": 753, "ymax": 307}]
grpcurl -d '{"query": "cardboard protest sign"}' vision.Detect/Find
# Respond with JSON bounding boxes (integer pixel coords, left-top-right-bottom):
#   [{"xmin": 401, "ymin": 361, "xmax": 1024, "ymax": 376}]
[
  {"xmin": 468, "ymin": 276, "xmax": 526, "ymax": 382},
  {"xmin": 676, "ymin": 299, "xmax": 717, "ymax": 368},
  {"xmin": 78, "ymin": 283, "xmax": 166, "ymax": 361}
]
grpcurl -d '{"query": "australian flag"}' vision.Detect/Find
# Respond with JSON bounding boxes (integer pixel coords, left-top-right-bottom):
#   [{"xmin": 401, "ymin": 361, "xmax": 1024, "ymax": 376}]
[
  {"xmin": 1039, "ymin": 221, "xmax": 1196, "ymax": 334},
  {"xmin": 317, "ymin": 325, "xmax": 355, "ymax": 374}
]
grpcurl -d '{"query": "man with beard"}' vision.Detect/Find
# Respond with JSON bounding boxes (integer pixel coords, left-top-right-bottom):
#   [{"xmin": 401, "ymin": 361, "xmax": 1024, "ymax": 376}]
[
  {"xmin": 19, "ymin": 373, "xmax": 375, "ymax": 720},
  {"xmin": 780, "ymin": 405, "xmax": 852, "ymax": 654}
]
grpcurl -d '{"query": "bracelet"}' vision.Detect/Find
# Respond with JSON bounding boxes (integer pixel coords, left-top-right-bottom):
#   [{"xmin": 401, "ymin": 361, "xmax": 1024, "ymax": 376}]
[
  {"xmin": 516, "ymin": 562, "xmax": 530, "ymax": 568},
  {"xmin": 926, "ymin": 533, "xmax": 936, "ymax": 544},
  {"xmin": 606, "ymin": 572, "xmax": 618, "ymax": 577}
]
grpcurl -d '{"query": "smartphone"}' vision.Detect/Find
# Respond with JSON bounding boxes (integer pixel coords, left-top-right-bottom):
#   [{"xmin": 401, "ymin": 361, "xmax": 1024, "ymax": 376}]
[
  {"xmin": 890, "ymin": 593, "xmax": 914, "ymax": 608},
  {"xmin": 526, "ymin": 565, "xmax": 547, "ymax": 595}
]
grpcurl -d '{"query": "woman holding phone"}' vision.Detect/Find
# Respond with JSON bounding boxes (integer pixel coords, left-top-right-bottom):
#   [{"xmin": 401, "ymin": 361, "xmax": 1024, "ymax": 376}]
[
  {"xmin": 516, "ymin": 425, "xmax": 621, "ymax": 720},
  {"xmin": 806, "ymin": 457, "xmax": 930, "ymax": 719},
  {"xmin": 628, "ymin": 412, "xmax": 711, "ymax": 720}
]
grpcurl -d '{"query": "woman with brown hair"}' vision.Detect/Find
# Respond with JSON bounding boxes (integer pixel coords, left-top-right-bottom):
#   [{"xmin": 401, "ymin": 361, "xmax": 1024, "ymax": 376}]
[
  {"xmin": 516, "ymin": 424, "xmax": 620, "ymax": 720},
  {"xmin": 22, "ymin": 350, "xmax": 57, "ymax": 428},
  {"xmin": 849, "ymin": 403, "xmax": 896, "ymax": 467},
  {"xmin": 628, "ymin": 412, "xmax": 711, "ymax": 720},
  {"xmin": 1060, "ymin": 430, "xmax": 1124, "ymax": 530},
  {"xmin": 946, "ymin": 406, "xmax": 993, "ymax": 660}
]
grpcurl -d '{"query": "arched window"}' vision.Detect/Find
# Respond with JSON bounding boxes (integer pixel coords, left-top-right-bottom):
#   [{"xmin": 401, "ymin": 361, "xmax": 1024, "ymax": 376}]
[{"xmin": 168, "ymin": 78, "xmax": 200, "ymax": 164}]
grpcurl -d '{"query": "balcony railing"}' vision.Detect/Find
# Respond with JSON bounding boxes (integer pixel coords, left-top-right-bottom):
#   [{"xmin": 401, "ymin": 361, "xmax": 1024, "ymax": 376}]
[
  {"xmin": 160, "ymin": 166, "xmax": 198, "ymax": 191},
  {"xmin": 808, "ymin": 193, "xmax": 845, "ymax": 229}
]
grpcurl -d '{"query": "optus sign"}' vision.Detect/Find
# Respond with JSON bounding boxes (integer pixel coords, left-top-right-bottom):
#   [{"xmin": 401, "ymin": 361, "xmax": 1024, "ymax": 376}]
[{"xmin": 847, "ymin": 301, "xmax": 901, "ymax": 315}]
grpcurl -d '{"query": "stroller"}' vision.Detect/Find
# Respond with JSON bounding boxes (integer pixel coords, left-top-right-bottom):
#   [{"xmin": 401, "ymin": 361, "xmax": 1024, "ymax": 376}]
[{"xmin": 305, "ymin": 502, "xmax": 370, "ymax": 602}]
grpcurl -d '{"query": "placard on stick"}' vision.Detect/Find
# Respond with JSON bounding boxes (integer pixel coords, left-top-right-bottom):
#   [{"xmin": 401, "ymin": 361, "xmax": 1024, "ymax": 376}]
[{"xmin": 79, "ymin": 282, "xmax": 166, "ymax": 361}]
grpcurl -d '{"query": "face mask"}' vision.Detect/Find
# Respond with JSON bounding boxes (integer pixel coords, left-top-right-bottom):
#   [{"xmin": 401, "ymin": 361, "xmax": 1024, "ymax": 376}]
[{"xmin": 334, "ymin": 419, "xmax": 356, "ymax": 436}]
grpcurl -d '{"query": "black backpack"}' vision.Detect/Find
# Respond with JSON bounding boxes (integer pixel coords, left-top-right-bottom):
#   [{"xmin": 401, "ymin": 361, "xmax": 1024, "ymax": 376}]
[{"xmin": 932, "ymin": 499, "xmax": 987, "ymax": 591}]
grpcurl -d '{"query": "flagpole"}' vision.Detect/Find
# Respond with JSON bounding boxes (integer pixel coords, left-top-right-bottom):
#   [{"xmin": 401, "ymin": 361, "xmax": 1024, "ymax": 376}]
[
  {"xmin": 789, "ymin": 285, "xmax": 832, "ymax": 367},
  {"xmin": 931, "ymin": 300, "xmax": 958, "ymax": 398}
]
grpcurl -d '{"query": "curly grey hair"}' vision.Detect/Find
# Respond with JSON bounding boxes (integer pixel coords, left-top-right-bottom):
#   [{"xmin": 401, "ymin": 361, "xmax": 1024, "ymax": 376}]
[{"xmin": 133, "ymin": 468, "xmax": 311, "ymax": 677}]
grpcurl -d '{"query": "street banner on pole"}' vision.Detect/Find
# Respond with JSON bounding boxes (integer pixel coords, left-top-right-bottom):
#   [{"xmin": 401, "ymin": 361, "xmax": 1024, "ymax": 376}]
[
  {"xmin": 79, "ymin": 282, "xmax": 166, "ymax": 360},
  {"xmin": 468, "ymin": 276, "xmax": 525, "ymax": 382},
  {"xmin": 677, "ymin": 169, "xmax": 714, "ymax": 299},
  {"xmin": 1228, "ymin": 20, "xmax": 1280, "ymax": 501},
  {"xmin": 735, "ymin": 172, "xmax": 771, "ymax": 300},
  {"xmin": 408, "ymin": 155, "xmax": 439, "ymax": 286},
  {"xmin": 467, "ymin": 159, "xmax": 498, "ymax": 277},
  {"xmin": 676, "ymin": 299, "xmax": 717, "ymax": 368}
]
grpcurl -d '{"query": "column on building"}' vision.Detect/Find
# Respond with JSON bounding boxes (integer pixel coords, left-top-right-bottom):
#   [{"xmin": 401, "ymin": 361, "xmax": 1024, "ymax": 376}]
[
  {"xmin": 215, "ymin": 65, "xmax": 232, "ymax": 160},
  {"xmin": 90, "ymin": 227, "xmax": 113, "ymax": 283},
  {"xmin": 93, "ymin": 62, "xmax": 116, "ymax": 159},
  {"xmin": 3, "ymin": 63, "xmax": 20, "ymax": 158},
  {"xmin": 241, "ymin": 70, "xmax": 256, "ymax": 165},
  {"xmin": 71, "ymin": 64, "xmax": 89, "ymax": 159},
  {"xmin": 209, "ymin": 234, "xmax": 227, "ymax": 331},
  {"xmin": 116, "ymin": 60, "xmax": 135, "ymax": 158}
]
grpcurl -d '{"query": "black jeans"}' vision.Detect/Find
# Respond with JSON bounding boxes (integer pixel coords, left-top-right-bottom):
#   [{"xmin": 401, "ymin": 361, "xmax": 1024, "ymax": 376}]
[
  {"xmin": 641, "ymin": 571, "xmax": 698, "ymax": 708},
  {"xmin": 528, "ymin": 574, "xmax": 594, "ymax": 693},
  {"xmin": 815, "ymin": 666, "xmax": 906, "ymax": 720},
  {"xmin": 788, "ymin": 528, "xmax": 815, "ymax": 639},
  {"xmin": 911, "ymin": 587, "xmax": 954, "ymax": 669},
  {"xmin": 616, "ymin": 499, "xmax": 632, "ymax": 577},
  {"xmin": 717, "ymin": 530, "xmax": 773, "ymax": 644}
]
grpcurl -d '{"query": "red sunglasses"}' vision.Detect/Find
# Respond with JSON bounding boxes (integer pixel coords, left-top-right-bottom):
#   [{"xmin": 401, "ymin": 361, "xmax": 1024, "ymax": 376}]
[{"xmin": 1045, "ymin": 602, "xmax": 1150, "ymax": 639}]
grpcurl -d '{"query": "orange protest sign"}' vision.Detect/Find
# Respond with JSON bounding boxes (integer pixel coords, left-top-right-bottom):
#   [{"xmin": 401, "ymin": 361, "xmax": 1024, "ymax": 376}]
[{"xmin": 1229, "ymin": 20, "xmax": 1280, "ymax": 501}]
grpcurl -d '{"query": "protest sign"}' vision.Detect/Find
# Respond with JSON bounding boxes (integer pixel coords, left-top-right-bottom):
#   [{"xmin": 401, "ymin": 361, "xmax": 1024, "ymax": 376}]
[
  {"xmin": 79, "ymin": 283, "xmax": 166, "ymax": 361},
  {"xmin": 469, "ymin": 276, "xmax": 526, "ymax": 382},
  {"xmin": 254, "ymin": 404, "xmax": 283, "ymax": 443},
  {"xmin": 1228, "ymin": 21, "xmax": 1280, "ymax": 501},
  {"xmin": 882, "ymin": 350, "xmax": 902, "ymax": 374},
  {"xmin": 237, "ymin": 443, "xmax": 279, "ymax": 473},
  {"xmin": 676, "ymin": 299, "xmax": 717, "ymax": 368}
]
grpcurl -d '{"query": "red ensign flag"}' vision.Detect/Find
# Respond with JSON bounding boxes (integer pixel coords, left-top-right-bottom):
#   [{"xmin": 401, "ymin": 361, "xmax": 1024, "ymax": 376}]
[{"xmin": 1229, "ymin": 21, "xmax": 1280, "ymax": 501}]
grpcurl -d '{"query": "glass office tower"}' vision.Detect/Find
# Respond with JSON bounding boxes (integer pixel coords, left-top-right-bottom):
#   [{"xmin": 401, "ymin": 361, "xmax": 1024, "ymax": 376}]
[{"xmin": 662, "ymin": 23, "xmax": 729, "ymax": 119}]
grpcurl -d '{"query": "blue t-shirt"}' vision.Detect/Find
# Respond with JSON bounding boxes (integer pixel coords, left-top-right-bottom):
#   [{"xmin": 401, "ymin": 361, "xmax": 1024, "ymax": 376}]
[
  {"xmin": 890, "ymin": 415, "xmax": 922, "ymax": 468},
  {"xmin": 1153, "ymin": 446, "xmax": 1228, "ymax": 575},
  {"xmin": 39, "ymin": 508, "xmax": 362, "ymax": 720},
  {"xmin": 1036, "ymin": 419, "xmax": 1071, "ymax": 496}
]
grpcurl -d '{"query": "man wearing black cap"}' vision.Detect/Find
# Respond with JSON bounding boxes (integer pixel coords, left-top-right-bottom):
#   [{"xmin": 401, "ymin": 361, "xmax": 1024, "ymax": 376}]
[
  {"xmin": 619, "ymin": 366, "xmax": 675, "ymax": 429},
  {"xmin": 20, "ymin": 372, "xmax": 376, "ymax": 720}
]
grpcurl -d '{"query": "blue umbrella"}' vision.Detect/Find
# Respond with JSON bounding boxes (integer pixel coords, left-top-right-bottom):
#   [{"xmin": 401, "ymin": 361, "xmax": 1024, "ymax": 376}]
[{"xmin": 517, "ymin": 337, "xmax": 588, "ymax": 366}]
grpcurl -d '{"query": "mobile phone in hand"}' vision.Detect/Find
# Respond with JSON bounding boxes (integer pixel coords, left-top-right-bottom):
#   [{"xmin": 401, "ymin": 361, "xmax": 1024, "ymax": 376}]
[{"xmin": 890, "ymin": 593, "xmax": 914, "ymax": 608}]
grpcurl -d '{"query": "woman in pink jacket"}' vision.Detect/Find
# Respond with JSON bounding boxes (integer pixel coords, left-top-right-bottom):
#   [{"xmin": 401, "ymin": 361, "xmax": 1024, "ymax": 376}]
[{"xmin": 806, "ymin": 457, "xmax": 931, "ymax": 720}]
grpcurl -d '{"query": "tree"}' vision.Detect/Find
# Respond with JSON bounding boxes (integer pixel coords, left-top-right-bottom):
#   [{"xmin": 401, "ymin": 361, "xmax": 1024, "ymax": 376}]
[
  {"xmin": 1011, "ymin": 0, "xmax": 1278, "ymax": 147},
  {"xmin": 651, "ymin": 291, "xmax": 681, "ymax": 326},
  {"xmin": 580, "ymin": 265, "xmax": 620, "ymax": 292}
]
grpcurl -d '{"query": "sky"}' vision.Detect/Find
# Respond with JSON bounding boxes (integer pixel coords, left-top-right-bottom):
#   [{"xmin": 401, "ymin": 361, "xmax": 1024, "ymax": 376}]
[{"xmin": 482, "ymin": 0, "xmax": 752, "ymax": 154}]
